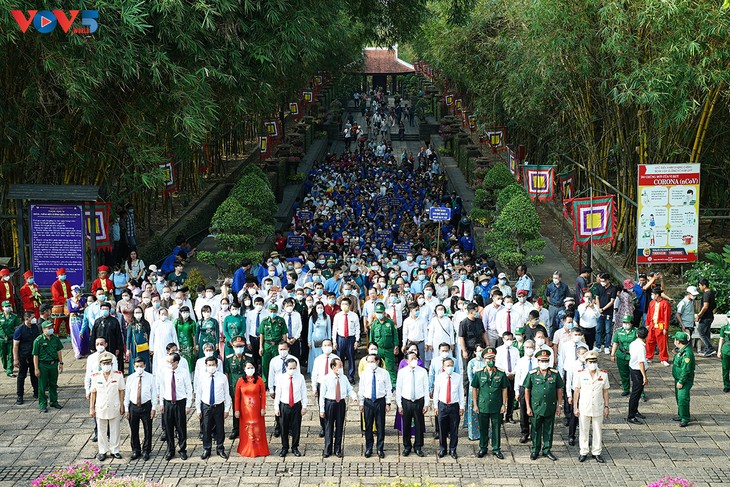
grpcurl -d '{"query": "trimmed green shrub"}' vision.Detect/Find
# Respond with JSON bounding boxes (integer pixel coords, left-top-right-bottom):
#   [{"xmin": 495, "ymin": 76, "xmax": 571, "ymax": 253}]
[
  {"xmin": 482, "ymin": 163, "xmax": 515, "ymax": 195},
  {"xmin": 485, "ymin": 192, "xmax": 545, "ymax": 267},
  {"xmin": 230, "ymin": 174, "xmax": 277, "ymax": 221},
  {"xmin": 474, "ymin": 189, "xmax": 490, "ymax": 210},
  {"xmin": 496, "ymin": 183, "xmax": 527, "ymax": 212},
  {"xmin": 470, "ymin": 208, "xmax": 492, "ymax": 226}
]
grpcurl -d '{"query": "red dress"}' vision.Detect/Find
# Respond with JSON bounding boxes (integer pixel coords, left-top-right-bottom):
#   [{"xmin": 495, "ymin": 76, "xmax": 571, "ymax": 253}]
[{"xmin": 234, "ymin": 377, "xmax": 270, "ymax": 457}]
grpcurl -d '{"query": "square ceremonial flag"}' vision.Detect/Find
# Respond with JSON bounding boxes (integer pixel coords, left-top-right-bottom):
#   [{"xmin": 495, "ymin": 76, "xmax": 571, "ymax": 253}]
[
  {"xmin": 264, "ymin": 119, "xmax": 280, "ymax": 138},
  {"xmin": 84, "ymin": 202, "xmax": 112, "ymax": 251},
  {"xmin": 559, "ymin": 169, "xmax": 575, "ymax": 200},
  {"xmin": 455, "ymin": 98, "xmax": 463, "ymax": 113},
  {"xmin": 444, "ymin": 94, "xmax": 454, "ymax": 106},
  {"xmin": 523, "ymin": 165, "xmax": 555, "ymax": 201},
  {"xmin": 313, "ymin": 75, "xmax": 323, "ymax": 86},
  {"xmin": 484, "ymin": 127, "xmax": 506, "ymax": 152},
  {"xmin": 565, "ymin": 195, "xmax": 616, "ymax": 249},
  {"xmin": 302, "ymin": 91, "xmax": 314, "ymax": 104},
  {"xmin": 259, "ymin": 135, "xmax": 269, "ymax": 158},
  {"xmin": 467, "ymin": 114, "xmax": 477, "ymax": 131},
  {"xmin": 289, "ymin": 101, "xmax": 301, "ymax": 120}
]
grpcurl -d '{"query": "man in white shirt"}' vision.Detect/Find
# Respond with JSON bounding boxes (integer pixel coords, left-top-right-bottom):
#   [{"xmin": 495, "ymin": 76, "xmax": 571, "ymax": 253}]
[
  {"xmin": 534, "ymin": 331, "xmax": 554, "ymax": 367},
  {"xmin": 85, "ymin": 337, "xmax": 119, "ymax": 443},
  {"xmin": 495, "ymin": 331, "xmax": 519, "ymax": 423},
  {"xmin": 426, "ymin": 305, "xmax": 454, "ymax": 356},
  {"xmin": 565, "ymin": 342, "xmax": 588, "ymax": 446},
  {"xmin": 432, "ymin": 356, "xmax": 464, "ymax": 459},
  {"xmin": 361, "ymin": 288, "xmax": 380, "ymax": 331},
  {"xmin": 332, "ymin": 297, "xmax": 360, "ymax": 382},
  {"xmin": 156, "ymin": 352, "xmax": 193, "ymax": 461},
  {"xmin": 513, "ymin": 290, "xmax": 535, "ymax": 328},
  {"xmin": 494, "ymin": 296, "xmax": 518, "ymax": 345},
  {"xmin": 149, "ymin": 309, "xmax": 178, "ymax": 376},
  {"xmin": 195, "ymin": 356, "xmax": 231, "ymax": 459},
  {"xmin": 357, "ymin": 353, "xmax": 393, "ymax": 458},
  {"xmin": 274, "ymin": 358, "xmax": 307, "ymax": 457},
  {"xmin": 311, "ymin": 340, "xmax": 339, "ymax": 438},
  {"xmin": 143, "ymin": 296, "xmax": 163, "ymax": 326},
  {"xmin": 402, "ymin": 303, "xmax": 427, "ymax": 359},
  {"xmin": 573, "ymin": 350, "xmax": 610, "ymax": 463},
  {"xmin": 627, "ymin": 327, "xmax": 649, "ymax": 424},
  {"xmin": 455, "ymin": 269, "xmax": 475, "ymax": 301},
  {"xmin": 89, "ymin": 352, "xmax": 125, "ymax": 461},
  {"xmin": 319, "ymin": 357, "xmax": 357, "ymax": 457},
  {"xmin": 245, "ymin": 298, "xmax": 268, "ymax": 371},
  {"xmin": 482, "ymin": 290, "xmax": 504, "ymax": 346},
  {"xmin": 514, "ymin": 340, "xmax": 536, "ymax": 443},
  {"xmin": 281, "ymin": 298, "xmax": 303, "ymax": 362},
  {"xmin": 557, "ymin": 325, "xmax": 585, "ymax": 375},
  {"xmin": 267, "ymin": 342, "xmax": 300, "ymax": 437},
  {"xmin": 395, "ymin": 351, "xmax": 429, "ymax": 457},
  {"xmin": 577, "ymin": 292, "xmax": 600, "ymax": 350},
  {"xmin": 385, "ymin": 292, "xmax": 404, "ymax": 329},
  {"xmin": 194, "ymin": 343, "xmax": 223, "ymax": 386},
  {"xmin": 429, "ymin": 343, "xmax": 459, "ymax": 397},
  {"xmin": 124, "ymin": 356, "xmax": 156, "ymax": 461}
]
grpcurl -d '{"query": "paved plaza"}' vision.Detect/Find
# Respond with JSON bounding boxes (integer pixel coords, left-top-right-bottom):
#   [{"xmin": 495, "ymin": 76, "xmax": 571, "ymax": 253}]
[{"xmin": 0, "ymin": 342, "xmax": 728, "ymax": 486}]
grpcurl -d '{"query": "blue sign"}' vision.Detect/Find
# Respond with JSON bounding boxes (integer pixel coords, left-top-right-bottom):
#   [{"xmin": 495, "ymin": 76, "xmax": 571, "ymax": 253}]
[
  {"xmin": 297, "ymin": 210, "xmax": 313, "ymax": 221},
  {"xmin": 376, "ymin": 230, "xmax": 391, "ymax": 238},
  {"xmin": 30, "ymin": 204, "xmax": 85, "ymax": 288},
  {"xmin": 389, "ymin": 198, "xmax": 404, "ymax": 208},
  {"xmin": 377, "ymin": 196, "xmax": 388, "ymax": 208},
  {"xmin": 286, "ymin": 235, "xmax": 305, "ymax": 248},
  {"xmin": 429, "ymin": 206, "xmax": 452, "ymax": 221},
  {"xmin": 393, "ymin": 243, "xmax": 411, "ymax": 256}
]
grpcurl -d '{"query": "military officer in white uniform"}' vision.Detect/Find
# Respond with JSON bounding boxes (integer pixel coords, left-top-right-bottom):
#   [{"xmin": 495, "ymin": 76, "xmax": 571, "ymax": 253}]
[{"xmin": 572, "ymin": 350, "xmax": 610, "ymax": 463}]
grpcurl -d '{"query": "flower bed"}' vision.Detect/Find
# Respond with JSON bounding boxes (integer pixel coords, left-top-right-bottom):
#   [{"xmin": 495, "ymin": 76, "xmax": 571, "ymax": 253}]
[{"xmin": 32, "ymin": 462, "xmax": 162, "ymax": 487}]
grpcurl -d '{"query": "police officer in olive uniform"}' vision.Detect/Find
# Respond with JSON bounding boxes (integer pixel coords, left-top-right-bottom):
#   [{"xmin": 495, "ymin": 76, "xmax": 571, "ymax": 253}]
[
  {"xmin": 671, "ymin": 331, "xmax": 695, "ymax": 427},
  {"xmin": 0, "ymin": 300, "xmax": 20, "ymax": 377},
  {"xmin": 368, "ymin": 303, "xmax": 399, "ymax": 385},
  {"xmin": 471, "ymin": 347, "xmax": 508, "ymax": 459},
  {"xmin": 257, "ymin": 303, "xmax": 288, "ymax": 389},
  {"xmin": 224, "ymin": 336, "xmax": 248, "ymax": 439},
  {"xmin": 32, "ymin": 318, "xmax": 65, "ymax": 412},
  {"xmin": 610, "ymin": 315, "xmax": 636, "ymax": 397},
  {"xmin": 523, "ymin": 348, "xmax": 563, "ymax": 461}
]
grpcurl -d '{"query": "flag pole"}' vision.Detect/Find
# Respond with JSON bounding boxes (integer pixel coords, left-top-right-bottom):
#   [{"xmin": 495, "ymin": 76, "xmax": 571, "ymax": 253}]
[{"xmin": 589, "ymin": 186, "xmax": 594, "ymax": 270}]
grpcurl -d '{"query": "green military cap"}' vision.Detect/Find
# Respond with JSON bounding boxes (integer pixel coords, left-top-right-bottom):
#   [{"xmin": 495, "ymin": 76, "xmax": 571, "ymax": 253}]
[
  {"xmin": 268, "ymin": 303, "xmax": 278, "ymax": 311},
  {"xmin": 514, "ymin": 327, "xmax": 525, "ymax": 335},
  {"xmin": 621, "ymin": 315, "xmax": 633, "ymax": 323},
  {"xmin": 99, "ymin": 351, "xmax": 114, "ymax": 363},
  {"xmin": 535, "ymin": 349, "xmax": 551, "ymax": 359},
  {"xmin": 482, "ymin": 346, "xmax": 497, "ymax": 358},
  {"xmin": 584, "ymin": 350, "xmax": 599, "ymax": 360},
  {"xmin": 1, "ymin": 300, "xmax": 10, "ymax": 307},
  {"xmin": 41, "ymin": 320, "xmax": 54, "ymax": 328},
  {"xmin": 231, "ymin": 336, "xmax": 245, "ymax": 345},
  {"xmin": 326, "ymin": 256, "xmax": 336, "ymax": 262},
  {"xmin": 672, "ymin": 331, "xmax": 690, "ymax": 343},
  {"xmin": 374, "ymin": 303, "xmax": 385, "ymax": 313}
]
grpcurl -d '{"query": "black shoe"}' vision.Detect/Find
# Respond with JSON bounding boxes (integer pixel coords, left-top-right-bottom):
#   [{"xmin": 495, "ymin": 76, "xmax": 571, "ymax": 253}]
[
  {"xmin": 642, "ymin": 395, "xmax": 648, "ymax": 402},
  {"xmin": 179, "ymin": 452, "xmax": 188, "ymax": 461},
  {"xmin": 292, "ymin": 448, "xmax": 302, "ymax": 457},
  {"xmin": 40, "ymin": 408, "xmax": 47, "ymax": 413},
  {"xmin": 364, "ymin": 449, "xmax": 372, "ymax": 458},
  {"xmin": 164, "ymin": 453, "xmax": 174, "ymax": 461},
  {"xmin": 544, "ymin": 452, "xmax": 558, "ymax": 461},
  {"xmin": 279, "ymin": 449, "xmax": 288, "ymax": 458},
  {"xmin": 323, "ymin": 451, "xmax": 330, "ymax": 458},
  {"xmin": 494, "ymin": 451, "xmax": 504, "ymax": 460},
  {"xmin": 50, "ymin": 403, "xmax": 63, "ymax": 409},
  {"xmin": 530, "ymin": 452, "xmax": 538, "ymax": 460},
  {"xmin": 415, "ymin": 449, "xmax": 425, "ymax": 457},
  {"xmin": 377, "ymin": 450, "xmax": 385, "ymax": 458},
  {"xmin": 433, "ymin": 431, "xmax": 440, "ymax": 439},
  {"xmin": 680, "ymin": 421, "xmax": 689, "ymax": 427},
  {"xmin": 635, "ymin": 412, "xmax": 646, "ymax": 419},
  {"xmin": 477, "ymin": 450, "xmax": 487, "ymax": 458},
  {"xmin": 201, "ymin": 449, "xmax": 211, "ymax": 460},
  {"xmin": 217, "ymin": 450, "xmax": 228, "ymax": 459},
  {"xmin": 402, "ymin": 447, "xmax": 411, "ymax": 457},
  {"xmin": 335, "ymin": 450, "xmax": 343, "ymax": 458},
  {"xmin": 130, "ymin": 451, "xmax": 141, "ymax": 460},
  {"xmin": 274, "ymin": 429, "xmax": 281, "ymax": 438},
  {"xmin": 97, "ymin": 453, "xmax": 107, "ymax": 462},
  {"xmin": 318, "ymin": 428, "xmax": 325, "ymax": 438},
  {"xmin": 724, "ymin": 388, "xmax": 730, "ymax": 393},
  {"xmin": 437, "ymin": 449, "xmax": 446, "ymax": 458},
  {"xmin": 112, "ymin": 453, "xmax": 122, "ymax": 459},
  {"xmin": 579, "ymin": 454, "xmax": 587, "ymax": 462},
  {"xmin": 91, "ymin": 433, "xmax": 98, "ymax": 443},
  {"xmin": 627, "ymin": 418, "xmax": 642, "ymax": 425},
  {"xmin": 15, "ymin": 397, "xmax": 23, "ymax": 405},
  {"xmin": 621, "ymin": 391, "xmax": 630, "ymax": 397},
  {"xmin": 143, "ymin": 452, "xmax": 150, "ymax": 461},
  {"xmin": 229, "ymin": 432, "xmax": 238, "ymax": 440},
  {"xmin": 519, "ymin": 435, "xmax": 529, "ymax": 444},
  {"xmin": 568, "ymin": 437, "xmax": 575, "ymax": 446},
  {"xmin": 563, "ymin": 419, "xmax": 569, "ymax": 427},
  {"xmin": 159, "ymin": 434, "xmax": 167, "ymax": 442},
  {"xmin": 595, "ymin": 455, "xmax": 605, "ymax": 463},
  {"xmin": 450, "ymin": 450, "xmax": 458, "ymax": 459}
]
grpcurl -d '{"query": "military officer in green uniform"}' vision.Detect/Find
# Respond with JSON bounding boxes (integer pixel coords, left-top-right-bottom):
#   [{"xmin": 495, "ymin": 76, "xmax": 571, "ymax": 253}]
[
  {"xmin": 257, "ymin": 303, "xmax": 288, "ymax": 389},
  {"xmin": 0, "ymin": 300, "xmax": 20, "ymax": 377},
  {"xmin": 32, "ymin": 319, "xmax": 65, "ymax": 412},
  {"xmin": 224, "ymin": 336, "xmax": 248, "ymax": 439},
  {"xmin": 513, "ymin": 327, "xmax": 526, "ymax": 357},
  {"xmin": 718, "ymin": 311, "xmax": 730, "ymax": 393},
  {"xmin": 368, "ymin": 303, "xmax": 399, "ymax": 385},
  {"xmin": 671, "ymin": 331, "xmax": 695, "ymax": 427},
  {"xmin": 471, "ymin": 347, "xmax": 509, "ymax": 459},
  {"xmin": 524, "ymin": 348, "xmax": 563, "ymax": 461},
  {"xmin": 610, "ymin": 315, "xmax": 637, "ymax": 397},
  {"xmin": 321, "ymin": 256, "xmax": 336, "ymax": 280}
]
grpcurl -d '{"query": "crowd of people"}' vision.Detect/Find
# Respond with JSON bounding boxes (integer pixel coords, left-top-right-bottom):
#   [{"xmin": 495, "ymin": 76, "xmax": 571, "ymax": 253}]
[{"xmin": 0, "ymin": 95, "xmax": 727, "ymax": 466}]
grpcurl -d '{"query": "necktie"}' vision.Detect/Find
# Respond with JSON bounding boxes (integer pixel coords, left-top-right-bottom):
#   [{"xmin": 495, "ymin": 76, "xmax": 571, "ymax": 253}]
[
  {"xmin": 255, "ymin": 313, "xmax": 260, "ymax": 337},
  {"xmin": 288, "ymin": 313, "xmax": 293, "ymax": 336},
  {"xmin": 528, "ymin": 358, "xmax": 533, "ymax": 372},
  {"xmin": 411, "ymin": 369, "xmax": 416, "ymax": 400},
  {"xmin": 282, "ymin": 360, "xmax": 287, "ymax": 374},
  {"xmin": 136, "ymin": 376, "xmax": 142, "ymax": 407},
  {"xmin": 507, "ymin": 348, "xmax": 512, "ymax": 373},
  {"xmin": 289, "ymin": 375, "xmax": 295, "ymax": 407},
  {"xmin": 507, "ymin": 311, "xmax": 511, "ymax": 333},
  {"xmin": 171, "ymin": 370, "xmax": 177, "ymax": 402},
  {"xmin": 371, "ymin": 372, "xmax": 377, "ymax": 401},
  {"xmin": 461, "ymin": 281, "xmax": 465, "ymax": 298},
  {"xmin": 575, "ymin": 345, "xmax": 579, "ymax": 361},
  {"xmin": 446, "ymin": 373, "xmax": 452, "ymax": 404},
  {"xmin": 344, "ymin": 313, "xmax": 349, "ymax": 337},
  {"xmin": 392, "ymin": 305, "xmax": 397, "ymax": 323},
  {"xmin": 324, "ymin": 355, "xmax": 328, "ymax": 375},
  {"xmin": 209, "ymin": 375, "xmax": 215, "ymax": 406},
  {"xmin": 335, "ymin": 377, "xmax": 341, "ymax": 402}
]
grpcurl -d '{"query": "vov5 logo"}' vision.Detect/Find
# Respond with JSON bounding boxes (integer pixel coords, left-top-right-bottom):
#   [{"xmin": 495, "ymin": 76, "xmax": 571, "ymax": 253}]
[{"xmin": 10, "ymin": 9, "xmax": 98, "ymax": 34}]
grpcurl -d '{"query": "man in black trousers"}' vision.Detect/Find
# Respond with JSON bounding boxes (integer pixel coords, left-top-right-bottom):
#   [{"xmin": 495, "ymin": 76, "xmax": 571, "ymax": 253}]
[
  {"xmin": 627, "ymin": 327, "xmax": 649, "ymax": 424},
  {"xmin": 124, "ymin": 356, "xmax": 156, "ymax": 461},
  {"xmin": 432, "ymin": 356, "xmax": 464, "ymax": 459},
  {"xmin": 358, "ymin": 354, "xmax": 393, "ymax": 458},
  {"xmin": 395, "ymin": 351, "xmax": 429, "ymax": 457},
  {"xmin": 274, "ymin": 358, "xmax": 307, "ymax": 457},
  {"xmin": 195, "ymin": 356, "xmax": 231, "ymax": 459},
  {"xmin": 157, "ymin": 352, "xmax": 193, "ymax": 461},
  {"xmin": 319, "ymin": 357, "xmax": 356, "ymax": 458}
]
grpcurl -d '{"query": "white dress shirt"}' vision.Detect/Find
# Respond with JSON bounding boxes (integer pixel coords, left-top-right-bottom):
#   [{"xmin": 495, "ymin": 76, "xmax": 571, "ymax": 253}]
[
  {"xmin": 267, "ymin": 354, "xmax": 301, "ymax": 391},
  {"xmin": 91, "ymin": 370, "xmax": 125, "ymax": 420},
  {"xmin": 514, "ymin": 355, "xmax": 537, "ymax": 396},
  {"xmin": 495, "ymin": 308, "xmax": 519, "ymax": 336},
  {"xmin": 310, "ymin": 353, "xmax": 339, "ymax": 393},
  {"xmin": 565, "ymin": 359, "xmax": 587, "ymax": 397},
  {"xmin": 319, "ymin": 372, "xmax": 357, "ymax": 412},
  {"xmin": 432, "ymin": 371, "xmax": 464, "ymax": 409},
  {"xmin": 629, "ymin": 339, "xmax": 647, "ymax": 370},
  {"xmin": 427, "ymin": 316, "xmax": 454, "ymax": 349},
  {"xmin": 357, "ymin": 366, "xmax": 393, "ymax": 405},
  {"xmin": 194, "ymin": 370, "xmax": 231, "ymax": 412},
  {"xmin": 512, "ymin": 301, "xmax": 535, "ymax": 328},
  {"xmin": 402, "ymin": 316, "xmax": 427, "ymax": 347},
  {"xmin": 194, "ymin": 356, "xmax": 223, "ymax": 386},
  {"xmin": 282, "ymin": 311, "xmax": 303, "ymax": 340},
  {"xmin": 194, "ymin": 296, "xmax": 220, "ymax": 322},
  {"xmin": 332, "ymin": 311, "xmax": 360, "ymax": 339},
  {"xmin": 456, "ymin": 278, "xmax": 475, "ymax": 301},
  {"xmin": 245, "ymin": 308, "xmax": 269, "ymax": 338},
  {"xmin": 395, "ymin": 365, "xmax": 429, "ymax": 407},
  {"xmin": 156, "ymin": 365, "xmax": 193, "ymax": 408},
  {"xmin": 124, "ymin": 370, "xmax": 158, "ymax": 411},
  {"xmin": 85, "ymin": 351, "xmax": 119, "ymax": 396},
  {"xmin": 385, "ymin": 301, "xmax": 403, "ymax": 329},
  {"xmin": 577, "ymin": 303, "xmax": 600, "ymax": 329},
  {"xmin": 495, "ymin": 344, "xmax": 519, "ymax": 376},
  {"xmin": 558, "ymin": 339, "xmax": 585, "ymax": 374},
  {"xmin": 144, "ymin": 306, "xmax": 163, "ymax": 326},
  {"xmin": 149, "ymin": 319, "xmax": 178, "ymax": 375},
  {"xmin": 273, "ymin": 372, "xmax": 308, "ymax": 409}
]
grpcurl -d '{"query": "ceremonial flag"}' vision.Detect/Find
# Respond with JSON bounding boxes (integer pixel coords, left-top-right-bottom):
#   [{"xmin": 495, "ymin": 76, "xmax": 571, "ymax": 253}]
[
  {"xmin": 159, "ymin": 155, "xmax": 176, "ymax": 193},
  {"xmin": 259, "ymin": 135, "xmax": 270, "ymax": 159},
  {"xmin": 484, "ymin": 127, "xmax": 506, "ymax": 152},
  {"xmin": 455, "ymin": 98, "xmax": 463, "ymax": 114},
  {"xmin": 508, "ymin": 147, "xmax": 519, "ymax": 181},
  {"xmin": 559, "ymin": 169, "xmax": 575, "ymax": 200},
  {"xmin": 523, "ymin": 165, "xmax": 554, "ymax": 201},
  {"xmin": 444, "ymin": 94, "xmax": 454, "ymax": 107},
  {"xmin": 313, "ymin": 75, "xmax": 323, "ymax": 87},
  {"xmin": 467, "ymin": 114, "xmax": 477, "ymax": 132},
  {"xmin": 564, "ymin": 195, "xmax": 617, "ymax": 250},
  {"xmin": 289, "ymin": 101, "xmax": 301, "ymax": 120},
  {"xmin": 84, "ymin": 202, "xmax": 112, "ymax": 252},
  {"xmin": 264, "ymin": 119, "xmax": 280, "ymax": 139},
  {"xmin": 302, "ymin": 91, "xmax": 314, "ymax": 104}
]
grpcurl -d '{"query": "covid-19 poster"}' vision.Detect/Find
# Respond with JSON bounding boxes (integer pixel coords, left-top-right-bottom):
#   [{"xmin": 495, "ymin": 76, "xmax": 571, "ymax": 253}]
[{"xmin": 637, "ymin": 164, "xmax": 700, "ymax": 264}]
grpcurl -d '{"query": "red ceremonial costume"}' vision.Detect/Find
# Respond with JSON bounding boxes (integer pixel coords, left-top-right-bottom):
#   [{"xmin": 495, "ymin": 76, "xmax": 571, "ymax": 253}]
[
  {"xmin": 91, "ymin": 265, "xmax": 114, "ymax": 296},
  {"xmin": 51, "ymin": 268, "xmax": 72, "ymax": 335},
  {"xmin": 19, "ymin": 271, "xmax": 41, "ymax": 318},
  {"xmin": 646, "ymin": 298, "xmax": 671, "ymax": 362},
  {"xmin": 0, "ymin": 269, "xmax": 15, "ymax": 309},
  {"xmin": 234, "ymin": 376, "xmax": 269, "ymax": 458}
]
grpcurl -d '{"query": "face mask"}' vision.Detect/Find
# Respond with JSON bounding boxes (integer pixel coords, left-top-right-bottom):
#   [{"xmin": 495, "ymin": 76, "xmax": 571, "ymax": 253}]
[
  {"xmin": 494, "ymin": 299, "xmax": 503, "ymax": 306},
  {"xmin": 404, "ymin": 287, "xmax": 411, "ymax": 293},
  {"xmin": 536, "ymin": 338, "xmax": 545, "ymax": 347},
  {"xmin": 96, "ymin": 345, "xmax": 105, "ymax": 353},
  {"xmin": 153, "ymin": 302, "xmax": 161, "ymax": 309},
  {"xmin": 413, "ymin": 310, "xmax": 420, "ymax": 318},
  {"xmin": 515, "ymin": 335, "xmax": 523, "ymax": 342},
  {"xmin": 408, "ymin": 360, "xmax": 417, "ymax": 368},
  {"xmin": 368, "ymin": 362, "xmax": 377, "ymax": 371},
  {"xmin": 162, "ymin": 292, "xmax": 170, "ymax": 299},
  {"xmin": 486, "ymin": 361, "xmax": 495, "ymax": 368},
  {"xmin": 343, "ymin": 289, "xmax": 351, "ymax": 296},
  {"xmin": 244, "ymin": 368, "xmax": 255, "ymax": 376},
  {"xmin": 499, "ymin": 279, "xmax": 507, "ymax": 285},
  {"xmin": 504, "ymin": 340, "xmax": 513, "ymax": 348},
  {"xmin": 460, "ymin": 274, "xmax": 467, "ymax": 281},
  {"xmin": 440, "ymin": 351, "xmax": 448, "ymax": 359},
  {"xmin": 97, "ymin": 295, "xmax": 106, "ymax": 302},
  {"xmin": 268, "ymin": 271, "xmax": 276, "ymax": 277},
  {"xmin": 203, "ymin": 312, "xmax": 212, "ymax": 319},
  {"xmin": 525, "ymin": 348, "xmax": 535, "ymax": 357},
  {"xmin": 59, "ymin": 275, "xmax": 67, "ymax": 281},
  {"xmin": 122, "ymin": 295, "xmax": 130, "ymax": 302},
  {"xmin": 207, "ymin": 366, "xmax": 217, "ymax": 375},
  {"xmin": 572, "ymin": 335, "xmax": 582, "ymax": 343},
  {"xmin": 518, "ymin": 297, "xmax": 526, "ymax": 303},
  {"xmin": 279, "ymin": 350, "xmax": 288, "ymax": 358},
  {"xmin": 28, "ymin": 278, "xmax": 35, "ymax": 284},
  {"xmin": 160, "ymin": 315, "xmax": 168, "ymax": 321},
  {"xmin": 437, "ymin": 279, "xmax": 444, "ymax": 284},
  {"xmin": 157, "ymin": 276, "xmax": 164, "ymax": 282},
  {"xmin": 272, "ymin": 259, "xmax": 280, "ymax": 265},
  {"xmin": 406, "ymin": 256, "xmax": 413, "ymax": 262},
  {"xmin": 587, "ymin": 363, "xmax": 598, "ymax": 371},
  {"xmin": 424, "ymin": 290, "xmax": 433, "ymax": 297},
  {"xmin": 101, "ymin": 364, "xmax": 112, "ymax": 373},
  {"xmin": 315, "ymin": 289, "xmax": 324, "ymax": 296},
  {"xmin": 102, "ymin": 310, "xmax": 110, "ymax": 318},
  {"xmin": 142, "ymin": 297, "xmax": 151, "ymax": 304},
  {"xmin": 231, "ymin": 309, "xmax": 240, "ymax": 316},
  {"xmin": 552, "ymin": 278, "xmax": 560, "ymax": 285},
  {"xmin": 284, "ymin": 306, "xmax": 294, "ymax": 313},
  {"xmin": 444, "ymin": 366, "xmax": 454, "ymax": 374},
  {"xmin": 375, "ymin": 312, "xmax": 384, "ymax": 320},
  {"xmin": 368, "ymin": 348, "xmax": 378, "ymax": 355},
  {"xmin": 436, "ymin": 309, "xmax": 444, "ymax": 317},
  {"xmin": 622, "ymin": 323, "xmax": 632, "ymax": 330},
  {"xmin": 230, "ymin": 346, "xmax": 243, "ymax": 356},
  {"xmin": 135, "ymin": 367, "xmax": 145, "ymax": 375},
  {"xmin": 538, "ymin": 362, "xmax": 550, "ymax": 370},
  {"xmin": 271, "ymin": 311, "xmax": 279, "ymax": 318},
  {"xmin": 372, "ymin": 265, "xmax": 380, "ymax": 271},
  {"xmin": 417, "ymin": 298, "xmax": 425, "ymax": 306},
  {"xmin": 2, "ymin": 276, "xmax": 9, "ymax": 282},
  {"xmin": 322, "ymin": 345, "xmax": 332, "ymax": 354},
  {"xmin": 328, "ymin": 299, "xmax": 336, "ymax": 305},
  {"xmin": 390, "ymin": 296, "xmax": 398, "ymax": 303},
  {"xmin": 565, "ymin": 322, "xmax": 574, "ymax": 330},
  {"xmin": 505, "ymin": 303, "xmax": 513, "ymax": 310},
  {"xmin": 204, "ymin": 351, "xmax": 214, "ymax": 358},
  {"xmin": 3, "ymin": 306, "xmax": 12, "ymax": 313},
  {"xmin": 417, "ymin": 275, "xmax": 425, "ymax": 282},
  {"xmin": 181, "ymin": 312, "xmax": 190, "ymax": 319}
]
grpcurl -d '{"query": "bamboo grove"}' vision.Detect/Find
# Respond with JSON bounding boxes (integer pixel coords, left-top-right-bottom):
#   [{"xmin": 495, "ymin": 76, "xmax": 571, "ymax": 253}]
[
  {"xmin": 410, "ymin": 0, "xmax": 730, "ymax": 262},
  {"xmin": 0, "ymin": 0, "xmax": 427, "ymax": 255}
]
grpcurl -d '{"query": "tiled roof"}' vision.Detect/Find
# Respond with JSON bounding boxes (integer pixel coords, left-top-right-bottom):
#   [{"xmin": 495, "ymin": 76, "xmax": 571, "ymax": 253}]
[{"xmin": 361, "ymin": 48, "xmax": 414, "ymax": 74}]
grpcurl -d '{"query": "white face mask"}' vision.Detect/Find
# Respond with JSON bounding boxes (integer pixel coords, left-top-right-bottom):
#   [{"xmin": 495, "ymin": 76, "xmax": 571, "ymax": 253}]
[
  {"xmin": 538, "ymin": 362, "xmax": 550, "ymax": 370},
  {"xmin": 536, "ymin": 338, "xmax": 545, "ymax": 347},
  {"xmin": 284, "ymin": 306, "xmax": 294, "ymax": 313},
  {"xmin": 525, "ymin": 348, "xmax": 535, "ymax": 357},
  {"xmin": 440, "ymin": 351, "xmax": 448, "ymax": 359},
  {"xmin": 101, "ymin": 364, "xmax": 112, "ymax": 373},
  {"xmin": 162, "ymin": 292, "xmax": 170, "ymax": 299},
  {"xmin": 279, "ymin": 350, "xmax": 288, "ymax": 358},
  {"xmin": 142, "ymin": 297, "xmax": 151, "ymax": 304},
  {"xmin": 368, "ymin": 349, "xmax": 378, "ymax": 355},
  {"xmin": 552, "ymin": 278, "xmax": 560, "ymax": 285},
  {"xmin": 444, "ymin": 366, "xmax": 454, "ymax": 375},
  {"xmin": 134, "ymin": 313, "xmax": 143, "ymax": 320},
  {"xmin": 417, "ymin": 298, "xmax": 425, "ymax": 306},
  {"xmin": 123, "ymin": 295, "xmax": 131, "ymax": 301},
  {"xmin": 623, "ymin": 323, "xmax": 632, "ymax": 330},
  {"xmin": 368, "ymin": 362, "xmax": 377, "ymax": 371},
  {"xmin": 515, "ymin": 335, "xmax": 523, "ymax": 342},
  {"xmin": 245, "ymin": 368, "xmax": 255, "ymax": 376},
  {"xmin": 135, "ymin": 367, "xmax": 145, "ymax": 375},
  {"xmin": 96, "ymin": 345, "xmax": 105, "ymax": 353},
  {"xmin": 504, "ymin": 340, "xmax": 513, "ymax": 348},
  {"xmin": 286, "ymin": 368, "xmax": 295, "ymax": 376},
  {"xmin": 202, "ymin": 312, "xmax": 211, "ymax": 319},
  {"xmin": 322, "ymin": 345, "xmax": 332, "ymax": 354},
  {"xmin": 408, "ymin": 360, "xmax": 418, "ymax": 368},
  {"xmin": 572, "ymin": 335, "xmax": 582, "ymax": 343},
  {"xmin": 181, "ymin": 312, "xmax": 190, "ymax": 319},
  {"xmin": 207, "ymin": 366, "xmax": 217, "ymax": 375},
  {"xmin": 587, "ymin": 363, "xmax": 598, "ymax": 371},
  {"xmin": 204, "ymin": 351, "xmax": 214, "ymax": 358},
  {"xmin": 505, "ymin": 303, "xmax": 513, "ymax": 310}
]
